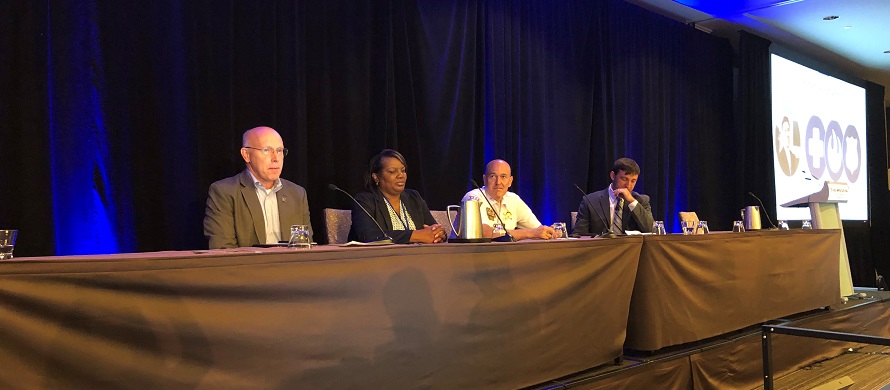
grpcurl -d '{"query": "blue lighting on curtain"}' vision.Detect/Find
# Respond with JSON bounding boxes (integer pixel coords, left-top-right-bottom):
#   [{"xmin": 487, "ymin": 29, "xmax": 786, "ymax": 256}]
[
  {"xmin": 47, "ymin": 2, "xmax": 131, "ymax": 255},
  {"xmin": 670, "ymin": 161, "xmax": 688, "ymax": 234},
  {"xmin": 673, "ymin": 0, "xmax": 789, "ymax": 17},
  {"xmin": 538, "ymin": 173, "xmax": 557, "ymax": 224}
]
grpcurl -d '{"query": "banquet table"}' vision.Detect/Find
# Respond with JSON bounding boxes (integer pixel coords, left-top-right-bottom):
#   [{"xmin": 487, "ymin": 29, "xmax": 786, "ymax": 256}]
[
  {"xmin": 625, "ymin": 229, "xmax": 842, "ymax": 351},
  {"xmin": 0, "ymin": 237, "xmax": 642, "ymax": 389}
]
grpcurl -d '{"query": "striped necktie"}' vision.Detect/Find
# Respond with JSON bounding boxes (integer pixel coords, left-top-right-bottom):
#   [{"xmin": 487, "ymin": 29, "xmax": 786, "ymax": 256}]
[{"xmin": 612, "ymin": 198, "xmax": 624, "ymax": 235}]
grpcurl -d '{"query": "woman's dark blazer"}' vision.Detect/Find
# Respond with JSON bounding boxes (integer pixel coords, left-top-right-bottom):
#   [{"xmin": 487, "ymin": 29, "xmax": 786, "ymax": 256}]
[{"xmin": 347, "ymin": 189, "xmax": 437, "ymax": 243}]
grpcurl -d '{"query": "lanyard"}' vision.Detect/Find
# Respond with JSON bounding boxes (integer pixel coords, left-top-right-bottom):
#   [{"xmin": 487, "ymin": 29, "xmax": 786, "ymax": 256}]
[{"xmin": 383, "ymin": 197, "xmax": 411, "ymax": 230}]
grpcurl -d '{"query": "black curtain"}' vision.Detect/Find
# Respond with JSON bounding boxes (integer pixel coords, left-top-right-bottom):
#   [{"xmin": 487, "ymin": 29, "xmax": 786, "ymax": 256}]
[
  {"xmin": 0, "ymin": 1, "xmax": 54, "ymax": 256},
  {"xmin": 866, "ymin": 92, "xmax": 889, "ymax": 282},
  {"xmin": 843, "ymin": 84, "xmax": 889, "ymax": 287},
  {"xmin": 844, "ymin": 83, "xmax": 888, "ymax": 287},
  {"xmin": 736, "ymin": 31, "xmax": 776, "ymax": 223},
  {"xmin": 0, "ymin": 0, "xmax": 775, "ymax": 255}
]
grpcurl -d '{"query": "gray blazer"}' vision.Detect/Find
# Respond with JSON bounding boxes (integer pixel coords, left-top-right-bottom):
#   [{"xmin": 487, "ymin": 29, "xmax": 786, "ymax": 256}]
[{"xmin": 203, "ymin": 169, "xmax": 312, "ymax": 248}]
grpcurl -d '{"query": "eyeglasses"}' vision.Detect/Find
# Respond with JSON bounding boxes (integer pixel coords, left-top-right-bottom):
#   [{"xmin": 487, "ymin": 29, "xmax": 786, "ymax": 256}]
[{"xmin": 243, "ymin": 146, "xmax": 288, "ymax": 156}]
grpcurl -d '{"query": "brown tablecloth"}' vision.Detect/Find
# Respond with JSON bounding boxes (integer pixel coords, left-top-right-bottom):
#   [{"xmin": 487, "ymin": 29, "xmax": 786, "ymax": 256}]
[
  {"xmin": 0, "ymin": 238, "xmax": 642, "ymax": 389},
  {"xmin": 625, "ymin": 230, "xmax": 842, "ymax": 351}
]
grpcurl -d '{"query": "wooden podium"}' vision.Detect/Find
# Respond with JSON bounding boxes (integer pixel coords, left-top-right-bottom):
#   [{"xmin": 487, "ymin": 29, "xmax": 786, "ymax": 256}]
[{"xmin": 781, "ymin": 181, "xmax": 854, "ymax": 297}]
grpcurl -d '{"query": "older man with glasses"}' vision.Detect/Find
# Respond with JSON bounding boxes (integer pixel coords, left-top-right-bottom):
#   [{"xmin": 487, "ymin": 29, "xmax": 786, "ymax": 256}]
[{"xmin": 203, "ymin": 126, "xmax": 313, "ymax": 248}]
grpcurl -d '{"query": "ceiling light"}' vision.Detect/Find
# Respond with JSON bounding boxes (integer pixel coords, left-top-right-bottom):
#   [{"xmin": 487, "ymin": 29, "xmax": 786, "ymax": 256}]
[{"xmin": 822, "ymin": 15, "xmax": 839, "ymax": 21}]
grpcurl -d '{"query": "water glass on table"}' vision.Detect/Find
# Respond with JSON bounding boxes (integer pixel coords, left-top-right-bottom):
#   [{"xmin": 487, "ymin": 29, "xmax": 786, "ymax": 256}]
[
  {"xmin": 492, "ymin": 223, "xmax": 506, "ymax": 238},
  {"xmin": 288, "ymin": 225, "xmax": 311, "ymax": 249},
  {"xmin": 732, "ymin": 220, "xmax": 745, "ymax": 233},
  {"xmin": 696, "ymin": 220, "xmax": 710, "ymax": 234},
  {"xmin": 778, "ymin": 220, "xmax": 790, "ymax": 230},
  {"xmin": 550, "ymin": 222, "xmax": 568, "ymax": 239},
  {"xmin": 652, "ymin": 221, "xmax": 666, "ymax": 235},
  {"xmin": 801, "ymin": 220, "xmax": 813, "ymax": 229},
  {"xmin": 0, "ymin": 229, "xmax": 18, "ymax": 260}
]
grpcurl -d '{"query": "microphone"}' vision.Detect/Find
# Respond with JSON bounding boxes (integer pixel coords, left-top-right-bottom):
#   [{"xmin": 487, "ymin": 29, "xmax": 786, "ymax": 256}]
[
  {"xmin": 574, "ymin": 184, "xmax": 616, "ymax": 238},
  {"xmin": 469, "ymin": 179, "xmax": 515, "ymax": 242},
  {"xmin": 747, "ymin": 192, "xmax": 778, "ymax": 229},
  {"xmin": 328, "ymin": 184, "xmax": 394, "ymax": 244}
]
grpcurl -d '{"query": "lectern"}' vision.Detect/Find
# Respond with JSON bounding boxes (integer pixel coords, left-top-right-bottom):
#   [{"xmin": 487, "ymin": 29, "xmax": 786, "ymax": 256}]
[{"xmin": 781, "ymin": 181, "xmax": 853, "ymax": 297}]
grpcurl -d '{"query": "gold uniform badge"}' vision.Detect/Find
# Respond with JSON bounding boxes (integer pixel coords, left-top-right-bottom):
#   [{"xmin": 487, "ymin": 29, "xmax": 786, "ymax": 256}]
[{"xmin": 486, "ymin": 207, "xmax": 497, "ymax": 221}]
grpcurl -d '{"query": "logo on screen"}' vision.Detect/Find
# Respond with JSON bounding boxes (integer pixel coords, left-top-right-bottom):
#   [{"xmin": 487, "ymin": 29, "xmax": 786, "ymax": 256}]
[{"xmin": 803, "ymin": 116, "xmax": 862, "ymax": 183}]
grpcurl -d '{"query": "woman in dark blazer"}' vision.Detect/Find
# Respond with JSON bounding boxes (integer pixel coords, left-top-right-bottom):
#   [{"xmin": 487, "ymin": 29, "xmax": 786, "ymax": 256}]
[{"xmin": 348, "ymin": 149, "xmax": 447, "ymax": 244}]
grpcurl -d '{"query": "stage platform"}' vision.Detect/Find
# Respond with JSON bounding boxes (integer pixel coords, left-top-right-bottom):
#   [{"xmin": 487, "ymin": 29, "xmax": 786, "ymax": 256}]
[{"xmin": 530, "ymin": 289, "xmax": 890, "ymax": 390}]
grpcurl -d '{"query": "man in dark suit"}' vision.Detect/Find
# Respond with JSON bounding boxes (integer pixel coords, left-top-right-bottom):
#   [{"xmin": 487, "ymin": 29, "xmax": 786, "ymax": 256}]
[
  {"xmin": 572, "ymin": 157, "xmax": 654, "ymax": 236},
  {"xmin": 203, "ymin": 126, "xmax": 312, "ymax": 248}
]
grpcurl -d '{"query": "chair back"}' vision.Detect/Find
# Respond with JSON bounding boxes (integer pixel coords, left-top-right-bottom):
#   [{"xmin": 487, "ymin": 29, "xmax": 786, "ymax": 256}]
[
  {"xmin": 570, "ymin": 211, "xmax": 578, "ymax": 232},
  {"xmin": 678, "ymin": 211, "xmax": 701, "ymax": 234},
  {"xmin": 429, "ymin": 210, "xmax": 453, "ymax": 237},
  {"xmin": 324, "ymin": 208, "xmax": 352, "ymax": 244},
  {"xmin": 678, "ymin": 211, "xmax": 699, "ymax": 224}
]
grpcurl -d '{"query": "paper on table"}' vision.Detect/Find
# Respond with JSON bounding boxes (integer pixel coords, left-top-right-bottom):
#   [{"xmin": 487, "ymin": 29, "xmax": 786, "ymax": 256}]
[
  {"xmin": 253, "ymin": 242, "xmax": 318, "ymax": 248},
  {"xmin": 340, "ymin": 240, "xmax": 395, "ymax": 247}
]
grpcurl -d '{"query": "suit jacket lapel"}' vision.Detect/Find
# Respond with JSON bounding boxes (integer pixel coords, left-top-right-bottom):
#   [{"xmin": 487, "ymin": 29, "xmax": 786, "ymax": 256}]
[
  {"xmin": 374, "ymin": 191, "xmax": 394, "ymax": 229},
  {"xmin": 239, "ymin": 171, "xmax": 266, "ymax": 242},
  {"xmin": 597, "ymin": 192, "xmax": 611, "ymax": 228}
]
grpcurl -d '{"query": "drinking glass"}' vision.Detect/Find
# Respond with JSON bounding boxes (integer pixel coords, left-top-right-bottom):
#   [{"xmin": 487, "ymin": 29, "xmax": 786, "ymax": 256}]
[
  {"xmin": 551, "ymin": 222, "xmax": 568, "ymax": 239},
  {"xmin": 778, "ymin": 220, "xmax": 790, "ymax": 230},
  {"xmin": 696, "ymin": 220, "xmax": 710, "ymax": 234},
  {"xmin": 492, "ymin": 223, "xmax": 506, "ymax": 238},
  {"xmin": 732, "ymin": 220, "xmax": 745, "ymax": 233},
  {"xmin": 288, "ymin": 225, "xmax": 311, "ymax": 249},
  {"xmin": 0, "ymin": 229, "xmax": 18, "ymax": 260},
  {"xmin": 682, "ymin": 220, "xmax": 696, "ymax": 235},
  {"xmin": 801, "ymin": 220, "xmax": 813, "ymax": 229},
  {"xmin": 652, "ymin": 221, "xmax": 666, "ymax": 235}
]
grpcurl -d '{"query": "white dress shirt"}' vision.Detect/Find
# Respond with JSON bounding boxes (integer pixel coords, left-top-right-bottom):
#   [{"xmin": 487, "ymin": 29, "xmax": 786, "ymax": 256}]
[{"xmin": 247, "ymin": 171, "xmax": 283, "ymax": 244}]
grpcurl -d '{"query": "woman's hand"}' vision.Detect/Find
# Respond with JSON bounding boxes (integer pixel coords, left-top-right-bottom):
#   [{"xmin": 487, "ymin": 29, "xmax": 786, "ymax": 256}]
[{"xmin": 411, "ymin": 224, "xmax": 447, "ymax": 243}]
